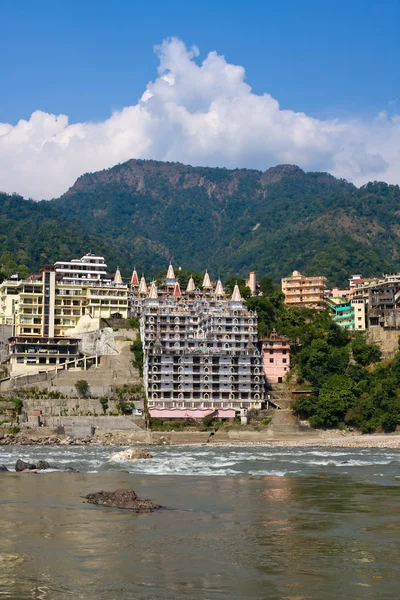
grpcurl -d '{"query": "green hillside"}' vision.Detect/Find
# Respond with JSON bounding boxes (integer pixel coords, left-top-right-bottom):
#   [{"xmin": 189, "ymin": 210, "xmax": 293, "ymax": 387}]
[{"xmin": 1, "ymin": 159, "xmax": 400, "ymax": 285}]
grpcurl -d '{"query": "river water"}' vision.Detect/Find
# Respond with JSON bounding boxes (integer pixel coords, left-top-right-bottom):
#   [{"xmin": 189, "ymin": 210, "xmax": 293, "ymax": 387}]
[{"xmin": 1, "ymin": 445, "xmax": 399, "ymax": 599}]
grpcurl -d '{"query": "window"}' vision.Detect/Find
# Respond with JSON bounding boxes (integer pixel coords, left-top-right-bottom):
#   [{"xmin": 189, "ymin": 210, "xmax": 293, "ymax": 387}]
[
  {"xmin": 282, "ymin": 358, "xmax": 287, "ymax": 364},
  {"xmin": 269, "ymin": 358, "xmax": 274, "ymax": 363}
]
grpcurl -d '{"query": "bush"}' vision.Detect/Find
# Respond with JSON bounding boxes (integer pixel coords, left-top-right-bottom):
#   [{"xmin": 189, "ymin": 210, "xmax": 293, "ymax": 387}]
[
  {"xmin": 75, "ymin": 380, "xmax": 90, "ymax": 398},
  {"xmin": 99, "ymin": 396, "xmax": 109, "ymax": 415},
  {"xmin": 128, "ymin": 317, "xmax": 140, "ymax": 330},
  {"xmin": 202, "ymin": 415, "xmax": 215, "ymax": 428},
  {"xmin": 9, "ymin": 426, "xmax": 20, "ymax": 434}
]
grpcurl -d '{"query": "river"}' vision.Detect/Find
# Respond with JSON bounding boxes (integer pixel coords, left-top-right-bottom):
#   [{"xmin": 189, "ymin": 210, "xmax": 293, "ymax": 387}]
[{"xmin": 1, "ymin": 445, "xmax": 399, "ymax": 599}]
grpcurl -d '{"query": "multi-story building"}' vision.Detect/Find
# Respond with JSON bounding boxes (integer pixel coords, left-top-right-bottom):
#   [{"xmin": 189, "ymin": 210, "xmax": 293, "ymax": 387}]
[
  {"xmin": 134, "ymin": 266, "xmax": 264, "ymax": 419},
  {"xmin": 0, "ymin": 255, "xmax": 129, "ymax": 375},
  {"xmin": 260, "ymin": 330, "xmax": 290, "ymax": 383},
  {"xmin": 54, "ymin": 253, "xmax": 111, "ymax": 284},
  {"xmin": 281, "ymin": 271, "xmax": 327, "ymax": 310},
  {"xmin": 367, "ymin": 274, "xmax": 400, "ymax": 329}
]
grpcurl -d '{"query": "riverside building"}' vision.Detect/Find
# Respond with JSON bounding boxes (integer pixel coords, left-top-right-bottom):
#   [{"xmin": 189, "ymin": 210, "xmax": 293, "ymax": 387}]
[{"xmin": 131, "ymin": 265, "xmax": 264, "ymax": 419}]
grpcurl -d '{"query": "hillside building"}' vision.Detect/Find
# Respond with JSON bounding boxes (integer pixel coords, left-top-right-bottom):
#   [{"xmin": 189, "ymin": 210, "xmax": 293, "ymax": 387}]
[
  {"xmin": 0, "ymin": 257, "xmax": 129, "ymax": 375},
  {"xmin": 54, "ymin": 253, "xmax": 111, "ymax": 284},
  {"xmin": 281, "ymin": 271, "xmax": 327, "ymax": 310},
  {"xmin": 367, "ymin": 275, "xmax": 400, "ymax": 329},
  {"xmin": 260, "ymin": 330, "xmax": 290, "ymax": 383}
]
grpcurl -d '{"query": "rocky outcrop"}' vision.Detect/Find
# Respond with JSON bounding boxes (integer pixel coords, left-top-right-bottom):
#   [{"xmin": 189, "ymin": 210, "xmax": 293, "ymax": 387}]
[{"xmin": 83, "ymin": 489, "xmax": 161, "ymax": 513}]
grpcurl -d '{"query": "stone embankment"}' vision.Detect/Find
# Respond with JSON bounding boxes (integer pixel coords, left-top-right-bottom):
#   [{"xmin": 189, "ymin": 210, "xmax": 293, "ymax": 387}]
[{"xmin": 2, "ymin": 428, "xmax": 400, "ymax": 448}]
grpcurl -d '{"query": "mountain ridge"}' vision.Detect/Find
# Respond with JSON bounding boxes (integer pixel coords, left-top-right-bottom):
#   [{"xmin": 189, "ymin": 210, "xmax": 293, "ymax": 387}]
[{"xmin": 1, "ymin": 159, "xmax": 400, "ymax": 286}]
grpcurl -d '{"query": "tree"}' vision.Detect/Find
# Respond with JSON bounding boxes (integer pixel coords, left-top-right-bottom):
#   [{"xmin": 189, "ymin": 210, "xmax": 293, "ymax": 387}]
[
  {"xmin": 352, "ymin": 333, "xmax": 381, "ymax": 366},
  {"xmin": 259, "ymin": 275, "xmax": 279, "ymax": 297},
  {"xmin": 310, "ymin": 375, "xmax": 356, "ymax": 428},
  {"xmin": 75, "ymin": 380, "xmax": 90, "ymax": 398}
]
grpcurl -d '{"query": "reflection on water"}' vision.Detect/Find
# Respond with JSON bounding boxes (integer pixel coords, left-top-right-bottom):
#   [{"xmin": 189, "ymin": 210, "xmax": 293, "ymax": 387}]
[{"xmin": 0, "ymin": 471, "xmax": 399, "ymax": 599}]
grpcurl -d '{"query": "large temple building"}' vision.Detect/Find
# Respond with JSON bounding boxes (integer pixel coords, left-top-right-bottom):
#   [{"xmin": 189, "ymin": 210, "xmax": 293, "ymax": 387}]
[{"xmin": 129, "ymin": 264, "xmax": 265, "ymax": 419}]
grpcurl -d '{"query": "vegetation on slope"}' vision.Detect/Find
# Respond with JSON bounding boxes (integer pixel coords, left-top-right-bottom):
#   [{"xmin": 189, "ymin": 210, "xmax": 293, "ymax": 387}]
[
  {"xmin": 0, "ymin": 192, "xmax": 135, "ymax": 275},
  {"xmin": 53, "ymin": 160, "xmax": 400, "ymax": 286},
  {"xmin": 248, "ymin": 285, "xmax": 400, "ymax": 433}
]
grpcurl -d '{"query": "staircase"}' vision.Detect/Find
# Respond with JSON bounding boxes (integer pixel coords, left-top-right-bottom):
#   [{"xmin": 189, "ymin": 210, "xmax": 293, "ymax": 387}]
[{"xmin": 269, "ymin": 383, "xmax": 319, "ymax": 438}]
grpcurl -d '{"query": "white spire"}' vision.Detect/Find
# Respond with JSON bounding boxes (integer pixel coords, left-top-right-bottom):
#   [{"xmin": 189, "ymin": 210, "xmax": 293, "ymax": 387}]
[
  {"xmin": 138, "ymin": 276, "xmax": 147, "ymax": 294},
  {"xmin": 148, "ymin": 281, "xmax": 158, "ymax": 299},
  {"xmin": 202, "ymin": 270, "xmax": 212, "ymax": 288},
  {"xmin": 231, "ymin": 283, "xmax": 242, "ymax": 302},
  {"xmin": 113, "ymin": 267, "xmax": 123, "ymax": 285},
  {"xmin": 215, "ymin": 279, "xmax": 224, "ymax": 296},
  {"xmin": 166, "ymin": 263, "xmax": 175, "ymax": 280},
  {"xmin": 186, "ymin": 276, "xmax": 195, "ymax": 293}
]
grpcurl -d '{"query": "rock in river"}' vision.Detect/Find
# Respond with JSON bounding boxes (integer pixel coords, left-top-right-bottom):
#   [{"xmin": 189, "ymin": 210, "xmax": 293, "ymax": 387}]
[
  {"xmin": 0, "ymin": 464, "xmax": 9, "ymax": 472},
  {"xmin": 83, "ymin": 489, "xmax": 161, "ymax": 513},
  {"xmin": 15, "ymin": 459, "xmax": 37, "ymax": 472}
]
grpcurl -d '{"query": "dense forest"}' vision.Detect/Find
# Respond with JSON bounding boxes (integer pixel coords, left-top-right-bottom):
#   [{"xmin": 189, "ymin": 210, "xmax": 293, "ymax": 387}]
[
  {"xmin": 2, "ymin": 158, "xmax": 400, "ymax": 284},
  {"xmin": 248, "ymin": 280, "xmax": 400, "ymax": 433}
]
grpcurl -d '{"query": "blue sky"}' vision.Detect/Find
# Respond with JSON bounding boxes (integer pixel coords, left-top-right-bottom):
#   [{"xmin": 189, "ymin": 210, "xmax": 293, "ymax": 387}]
[
  {"xmin": 1, "ymin": 0, "xmax": 400, "ymax": 198},
  {"xmin": 2, "ymin": 0, "xmax": 399, "ymax": 123}
]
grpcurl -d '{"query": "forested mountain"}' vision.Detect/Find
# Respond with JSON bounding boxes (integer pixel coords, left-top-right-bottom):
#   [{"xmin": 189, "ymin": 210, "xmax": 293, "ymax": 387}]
[
  {"xmin": 0, "ymin": 192, "xmax": 134, "ymax": 274},
  {"xmin": 2, "ymin": 159, "xmax": 400, "ymax": 285}
]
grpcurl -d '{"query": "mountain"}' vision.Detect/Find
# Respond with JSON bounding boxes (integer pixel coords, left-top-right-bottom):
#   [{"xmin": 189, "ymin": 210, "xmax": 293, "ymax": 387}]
[
  {"xmin": 0, "ymin": 192, "xmax": 134, "ymax": 274},
  {"xmin": 2, "ymin": 159, "xmax": 400, "ymax": 286}
]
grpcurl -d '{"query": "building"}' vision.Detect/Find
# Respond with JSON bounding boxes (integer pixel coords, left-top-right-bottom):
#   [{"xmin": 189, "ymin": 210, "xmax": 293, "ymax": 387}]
[
  {"xmin": 0, "ymin": 255, "xmax": 129, "ymax": 375},
  {"xmin": 367, "ymin": 274, "xmax": 400, "ymax": 329},
  {"xmin": 281, "ymin": 271, "xmax": 327, "ymax": 310},
  {"xmin": 133, "ymin": 266, "xmax": 264, "ymax": 419},
  {"xmin": 260, "ymin": 330, "xmax": 290, "ymax": 383},
  {"xmin": 54, "ymin": 253, "xmax": 111, "ymax": 285}
]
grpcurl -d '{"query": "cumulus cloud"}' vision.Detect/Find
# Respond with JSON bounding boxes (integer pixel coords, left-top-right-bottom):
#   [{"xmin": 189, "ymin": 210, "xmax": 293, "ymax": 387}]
[{"xmin": 1, "ymin": 37, "xmax": 400, "ymax": 199}]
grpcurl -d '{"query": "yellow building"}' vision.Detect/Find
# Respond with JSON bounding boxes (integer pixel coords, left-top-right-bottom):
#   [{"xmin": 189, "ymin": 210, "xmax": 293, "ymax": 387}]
[
  {"xmin": 281, "ymin": 270, "xmax": 327, "ymax": 310},
  {"xmin": 0, "ymin": 269, "xmax": 129, "ymax": 338}
]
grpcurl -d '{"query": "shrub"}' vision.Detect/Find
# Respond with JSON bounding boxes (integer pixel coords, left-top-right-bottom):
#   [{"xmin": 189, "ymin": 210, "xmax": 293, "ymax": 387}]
[
  {"xmin": 99, "ymin": 396, "xmax": 109, "ymax": 415},
  {"xmin": 75, "ymin": 380, "xmax": 90, "ymax": 398},
  {"xmin": 202, "ymin": 415, "xmax": 215, "ymax": 428}
]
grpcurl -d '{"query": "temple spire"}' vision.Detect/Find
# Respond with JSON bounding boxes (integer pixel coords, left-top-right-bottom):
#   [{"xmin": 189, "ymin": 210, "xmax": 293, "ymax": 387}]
[
  {"xmin": 138, "ymin": 275, "xmax": 147, "ymax": 295},
  {"xmin": 166, "ymin": 262, "xmax": 175, "ymax": 281},
  {"xmin": 130, "ymin": 267, "xmax": 139, "ymax": 287},
  {"xmin": 113, "ymin": 267, "xmax": 123, "ymax": 285},
  {"xmin": 202, "ymin": 270, "xmax": 212, "ymax": 289},
  {"xmin": 231, "ymin": 283, "xmax": 242, "ymax": 302},
  {"xmin": 186, "ymin": 276, "xmax": 195, "ymax": 293},
  {"xmin": 148, "ymin": 281, "xmax": 158, "ymax": 299},
  {"xmin": 215, "ymin": 279, "xmax": 224, "ymax": 297},
  {"xmin": 173, "ymin": 281, "xmax": 181, "ymax": 297}
]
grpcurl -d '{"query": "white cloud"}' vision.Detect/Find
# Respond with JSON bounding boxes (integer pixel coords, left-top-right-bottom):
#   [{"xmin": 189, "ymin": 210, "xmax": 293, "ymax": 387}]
[{"xmin": 1, "ymin": 37, "xmax": 400, "ymax": 199}]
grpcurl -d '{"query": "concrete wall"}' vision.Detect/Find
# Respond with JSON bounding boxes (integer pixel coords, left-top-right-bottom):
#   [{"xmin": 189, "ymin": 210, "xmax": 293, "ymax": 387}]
[
  {"xmin": 367, "ymin": 327, "xmax": 400, "ymax": 358},
  {"xmin": 76, "ymin": 327, "xmax": 119, "ymax": 356},
  {"xmin": 44, "ymin": 415, "xmax": 144, "ymax": 431}
]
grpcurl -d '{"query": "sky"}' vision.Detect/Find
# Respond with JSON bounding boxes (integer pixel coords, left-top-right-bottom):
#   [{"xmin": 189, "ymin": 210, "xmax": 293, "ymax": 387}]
[{"xmin": 1, "ymin": 0, "xmax": 400, "ymax": 199}]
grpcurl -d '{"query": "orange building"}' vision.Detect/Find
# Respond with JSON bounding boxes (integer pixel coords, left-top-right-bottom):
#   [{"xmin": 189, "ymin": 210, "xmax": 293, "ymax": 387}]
[{"xmin": 281, "ymin": 270, "xmax": 327, "ymax": 310}]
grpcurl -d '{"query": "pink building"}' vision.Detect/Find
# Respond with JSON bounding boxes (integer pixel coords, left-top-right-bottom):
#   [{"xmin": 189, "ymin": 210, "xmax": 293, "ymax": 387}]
[{"xmin": 260, "ymin": 330, "xmax": 290, "ymax": 383}]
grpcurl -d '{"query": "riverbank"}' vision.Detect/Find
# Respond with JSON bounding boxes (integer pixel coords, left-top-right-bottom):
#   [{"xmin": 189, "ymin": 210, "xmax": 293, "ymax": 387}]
[{"xmin": 2, "ymin": 427, "xmax": 400, "ymax": 448}]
